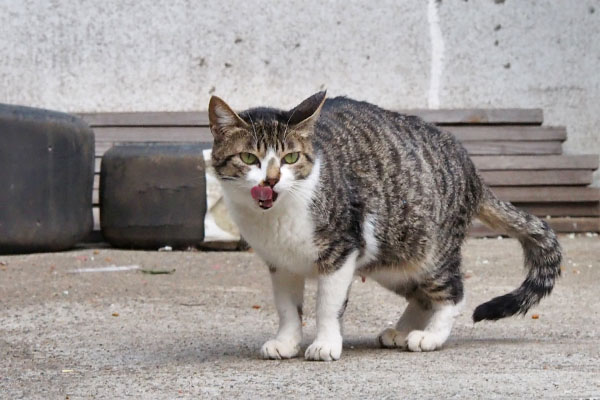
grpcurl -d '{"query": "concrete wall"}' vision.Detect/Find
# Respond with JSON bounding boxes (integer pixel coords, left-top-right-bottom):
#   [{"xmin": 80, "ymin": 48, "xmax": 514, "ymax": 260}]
[{"xmin": 1, "ymin": 0, "xmax": 599, "ymax": 184}]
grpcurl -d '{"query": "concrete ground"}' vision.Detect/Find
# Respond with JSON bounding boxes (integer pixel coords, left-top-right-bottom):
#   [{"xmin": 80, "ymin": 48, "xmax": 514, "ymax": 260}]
[{"xmin": 1, "ymin": 236, "xmax": 599, "ymax": 399}]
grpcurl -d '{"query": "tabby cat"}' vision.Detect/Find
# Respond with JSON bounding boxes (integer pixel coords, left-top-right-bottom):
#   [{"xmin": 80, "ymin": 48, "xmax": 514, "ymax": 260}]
[{"xmin": 208, "ymin": 91, "xmax": 561, "ymax": 361}]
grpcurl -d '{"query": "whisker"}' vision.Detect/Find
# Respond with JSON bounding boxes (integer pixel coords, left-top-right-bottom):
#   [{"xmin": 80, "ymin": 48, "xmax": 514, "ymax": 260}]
[
  {"xmin": 247, "ymin": 113, "xmax": 259, "ymax": 145},
  {"xmin": 285, "ymin": 184, "xmax": 313, "ymax": 204},
  {"xmin": 283, "ymin": 107, "xmax": 298, "ymax": 142}
]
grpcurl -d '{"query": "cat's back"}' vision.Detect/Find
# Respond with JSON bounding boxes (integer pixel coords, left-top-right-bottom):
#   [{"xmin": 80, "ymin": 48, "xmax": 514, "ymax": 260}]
[
  {"xmin": 310, "ymin": 96, "xmax": 483, "ymax": 265},
  {"xmin": 314, "ymin": 96, "xmax": 476, "ymax": 196},
  {"xmin": 312, "ymin": 96, "xmax": 473, "ymax": 202},
  {"xmin": 316, "ymin": 96, "xmax": 454, "ymax": 150}
]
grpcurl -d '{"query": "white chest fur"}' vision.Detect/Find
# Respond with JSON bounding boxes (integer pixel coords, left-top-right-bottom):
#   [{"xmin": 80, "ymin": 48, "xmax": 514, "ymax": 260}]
[
  {"xmin": 220, "ymin": 160, "xmax": 322, "ymax": 277},
  {"xmin": 227, "ymin": 196, "xmax": 318, "ymax": 276}
]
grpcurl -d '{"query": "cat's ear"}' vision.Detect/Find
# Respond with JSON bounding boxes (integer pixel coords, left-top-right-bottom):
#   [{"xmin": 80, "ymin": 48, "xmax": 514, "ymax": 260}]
[
  {"xmin": 288, "ymin": 91, "xmax": 327, "ymax": 136},
  {"xmin": 208, "ymin": 96, "xmax": 249, "ymax": 140}
]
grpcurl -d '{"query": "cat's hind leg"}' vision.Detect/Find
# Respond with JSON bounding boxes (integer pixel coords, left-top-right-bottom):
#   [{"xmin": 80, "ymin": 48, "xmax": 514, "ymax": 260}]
[
  {"xmin": 260, "ymin": 266, "xmax": 304, "ymax": 359},
  {"xmin": 404, "ymin": 298, "xmax": 464, "ymax": 352},
  {"xmin": 378, "ymin": 300, "xmax": 434, "ymax": 349},
  {"xmin": 405, "ymin": 251, "xmax": 465, "ymax": 352}
]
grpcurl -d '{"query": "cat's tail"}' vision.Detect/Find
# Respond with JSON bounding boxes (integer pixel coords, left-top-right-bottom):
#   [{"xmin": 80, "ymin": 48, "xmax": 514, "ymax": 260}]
[{"xmin": 472, "ymin": 187, "xmax": 562, "ymax": 322}]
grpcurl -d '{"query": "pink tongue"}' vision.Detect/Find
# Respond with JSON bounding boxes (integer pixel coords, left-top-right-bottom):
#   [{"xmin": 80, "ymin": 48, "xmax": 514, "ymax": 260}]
[{"xmin": 251, "ymin": 186, "xmax": 273, "ymax": 201}]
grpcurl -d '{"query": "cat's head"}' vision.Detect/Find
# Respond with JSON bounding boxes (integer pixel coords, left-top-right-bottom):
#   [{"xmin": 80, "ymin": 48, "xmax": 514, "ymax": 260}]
[{"xmin": 208, "ymin": 91, "xmax": 326, "ymax": 211}]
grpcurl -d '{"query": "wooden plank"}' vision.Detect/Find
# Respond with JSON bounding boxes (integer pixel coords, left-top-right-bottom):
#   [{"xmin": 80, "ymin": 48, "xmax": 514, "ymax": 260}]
[
  {"xmin": 88, "ymin": 215, "xmax": 599, "ymax": 241},
  {"xmin": 522, "ymin": 217, "xmax": 600, "ymax": 232},
  {"xmin": 90, "ymin": 212, "xmax": 599, "ymax": 239},
  {"xmin": 92, "ymin": 187, "xmax": 600, "ymax": 208},
  {"xmin": 491, "ymin": 187, "xmax": 600, "ymax": 203},
  {"xmin": 95, "ymin": 142, "xmax": 565, "ymax": 158},
  {"xmin": 96, "ymin": 140, "xmax": 562, "ymax": 159},
  {"xmin": 93, "ymin": 126, "xmax": 212, "ymax": 142},
  {"xmin": 461, "ymin": 141, "xmax": 562, "ymax": 155},
  {"xmin": 94, "ymin": 154, "xmax": 597, "ymax": 175},
  {"xmin": 92, "ymin": 212, "xmax": 600, "ymax": 241},
  {"xmin": 470, "ymin": 217, "xmax": 600, "ymax": 236},
  {"xmin": 471, "ymin": 155, "xmax": 599, "ymax": 171},
  {"xmin": 403, "ymin": 109, "xmax": 543, "ymax": 125},
  {"xmin": 92, "ymin": 126, "xmax": 566, "ymax": 144},
  {"xmin": 78, "ymin": 108, "xmax": 543, "ymax": 127},
  {"xmin": 95, "ymin": 140, "xmax": 563, "ymax": 157},
  {"xmin": 90, "ymin": 200, "xmax": 600, "ymax": 218},
  {"xmin": 94, "ymin": 141, "xmax": 212, "ymax": 156},
  {"xmin": 480, "ymin": 170, "xmax": 593, "ymax": 186},
  {"xmin": 446, "ymin": 126, "xmax": 565, "ymax": 141},
  {"xmin": 79, "ymin": 112, "xmax": 209, "ymax": 127},
  {"xmin": 514, "ymin": 202, "xmax": 600, "ymax": 217}
]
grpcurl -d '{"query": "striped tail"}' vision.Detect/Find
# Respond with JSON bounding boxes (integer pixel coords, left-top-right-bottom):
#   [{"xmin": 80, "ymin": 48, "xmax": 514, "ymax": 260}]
[{"xmin": 473, "ymin": 188, "xmax": 562, "ymax": 322}]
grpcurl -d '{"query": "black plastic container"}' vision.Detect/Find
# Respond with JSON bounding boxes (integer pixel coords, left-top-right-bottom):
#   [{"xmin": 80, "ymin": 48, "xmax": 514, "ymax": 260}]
[
  {"xmin": 0, "ymin": 104, "xmax": 95, "ymax": 254},
  {"xmin": 100, "ymin": 143, "xmax": 207, "ymax": 249}
]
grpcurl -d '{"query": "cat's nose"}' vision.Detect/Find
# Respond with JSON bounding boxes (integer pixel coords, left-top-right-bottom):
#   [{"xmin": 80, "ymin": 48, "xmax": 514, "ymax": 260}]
[{"xmin": 265, "ymin": 177, "xmax": 279, "ymax": 187}]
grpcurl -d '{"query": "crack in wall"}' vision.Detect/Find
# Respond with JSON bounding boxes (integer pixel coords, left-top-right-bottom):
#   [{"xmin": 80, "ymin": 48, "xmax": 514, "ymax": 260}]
[{"xmin": 427, "ymin": 0, "xmax": 445, "ymax": 109}]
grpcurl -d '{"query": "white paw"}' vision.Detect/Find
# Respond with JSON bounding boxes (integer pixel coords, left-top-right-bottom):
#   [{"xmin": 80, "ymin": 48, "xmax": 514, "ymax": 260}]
[
  {"xmin": 260, "ymin": 339, "xmax": 300, "ymax": 360},
  {"xmin": 405, "ymin": 330, "xmax": 444, "ymax": 352},
  {"xmin": 304, "ymin": 338, "xmax": 342, "ymax": 361},
  {"xmin": 377, "ymin": 328, "xmax": 408, "ymax": 349}
]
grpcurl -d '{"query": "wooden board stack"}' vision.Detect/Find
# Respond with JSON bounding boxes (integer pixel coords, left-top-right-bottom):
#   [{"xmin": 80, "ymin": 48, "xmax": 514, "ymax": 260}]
[{"xmin": 79, "ymin": 109, "xmax": 600, "ymax": 239}]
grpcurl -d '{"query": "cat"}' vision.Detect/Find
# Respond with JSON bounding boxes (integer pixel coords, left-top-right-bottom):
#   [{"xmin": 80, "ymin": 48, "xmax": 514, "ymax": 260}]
[{"xmin": 207, "ymin": 91, "xmax": 562, "ymax": 361}]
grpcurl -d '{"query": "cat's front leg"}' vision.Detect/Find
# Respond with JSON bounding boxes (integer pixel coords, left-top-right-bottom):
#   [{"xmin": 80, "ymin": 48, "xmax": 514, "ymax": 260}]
[
  {"xmin": 260, "ymin": 266, "xmax": 304, "ymax": 359},
  {"xmin": 305, "ymin": 251, "xmax": 357, "ymax": 361}
]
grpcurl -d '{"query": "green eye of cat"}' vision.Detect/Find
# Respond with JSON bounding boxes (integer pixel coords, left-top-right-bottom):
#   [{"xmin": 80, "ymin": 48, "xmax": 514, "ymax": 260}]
[
  {"xmin": 240, "ymin": 152, "xmax": 258, "ymax": 165},
  {"xmin": 283, "ymin": 152, "xmax": 300, "ymax": 164}
]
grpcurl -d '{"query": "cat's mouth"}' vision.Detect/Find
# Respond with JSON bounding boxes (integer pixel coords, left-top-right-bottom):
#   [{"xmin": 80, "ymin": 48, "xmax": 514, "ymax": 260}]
[{"xmin": 251, "ymin": 185, "xmax": 278, "ymax": 209}]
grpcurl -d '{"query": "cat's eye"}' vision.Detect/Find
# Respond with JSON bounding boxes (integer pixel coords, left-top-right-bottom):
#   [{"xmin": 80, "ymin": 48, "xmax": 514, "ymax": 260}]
[
  {"xmin": 240, "ymin": 152, "xmax": 259, "ymax": 165},
  {"xmin": 283, "ymin": 152, "xmax": 300, "ymax": 164}
]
